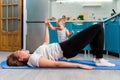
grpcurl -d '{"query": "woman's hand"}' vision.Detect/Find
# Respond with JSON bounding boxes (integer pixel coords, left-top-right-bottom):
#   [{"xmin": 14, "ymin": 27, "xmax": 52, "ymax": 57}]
[
  {"xmin": 78, "ymin": 64, "xmax": 94, "ymax": 70},
  {"xmin": 45, "ymin": 18, "xmax": 49, "ymax": 25}
]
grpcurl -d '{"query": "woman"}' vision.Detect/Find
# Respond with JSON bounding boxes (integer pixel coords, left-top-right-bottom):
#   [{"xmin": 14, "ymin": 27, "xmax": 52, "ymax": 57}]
[{"xmin": 7, "ymin": 18, "xmax": 115, "ymax": 70}]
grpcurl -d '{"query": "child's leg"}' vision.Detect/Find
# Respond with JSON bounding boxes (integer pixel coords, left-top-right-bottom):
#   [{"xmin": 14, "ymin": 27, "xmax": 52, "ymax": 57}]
[{"xmin": 43, "ymin": 23, "xmax": 50, "ymax": 44}]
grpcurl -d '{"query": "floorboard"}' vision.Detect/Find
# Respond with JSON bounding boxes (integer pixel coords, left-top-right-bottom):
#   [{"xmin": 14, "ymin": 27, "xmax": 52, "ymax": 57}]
[{"xmin": 0, "ymin": 51, "xmax": 120, "ymax": 80}]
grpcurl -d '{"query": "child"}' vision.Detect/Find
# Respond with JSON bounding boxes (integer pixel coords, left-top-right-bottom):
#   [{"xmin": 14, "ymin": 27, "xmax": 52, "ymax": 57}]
[{"xmin": 47, "ymin": 18, "xmax": 73, "ymax": 42}]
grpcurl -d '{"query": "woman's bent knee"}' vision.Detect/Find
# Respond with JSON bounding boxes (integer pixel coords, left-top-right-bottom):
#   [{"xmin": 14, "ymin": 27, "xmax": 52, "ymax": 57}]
[{"xmin": 93, "ymin": 24, "xmax": 103, "ymax": 31}]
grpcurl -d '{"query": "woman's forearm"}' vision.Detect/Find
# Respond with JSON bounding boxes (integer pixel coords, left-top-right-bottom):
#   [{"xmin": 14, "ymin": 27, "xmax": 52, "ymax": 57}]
[
  {"xmin": 56, "ymin": 61, "xmax": 93, "ymax": 70},
  {"xmin": 56, "ymin": 61, "xmax": 79, "ymax": 68}
]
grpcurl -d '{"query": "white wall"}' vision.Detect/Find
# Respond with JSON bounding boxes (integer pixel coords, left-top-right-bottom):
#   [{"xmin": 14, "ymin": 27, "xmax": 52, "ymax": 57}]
[
  {"xmin": 51, "ymin": 0, "xmax": 117, "ymax": 20},
  {"xmin": 117, "ymin": 0, "xmax": 120, "ymax": 13}
]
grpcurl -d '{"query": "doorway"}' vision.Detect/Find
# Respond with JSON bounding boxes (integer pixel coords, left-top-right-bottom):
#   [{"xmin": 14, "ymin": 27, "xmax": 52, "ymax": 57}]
[{"xmin": 0, "ymin": 0, "xmax": 23, "ymax": 51}]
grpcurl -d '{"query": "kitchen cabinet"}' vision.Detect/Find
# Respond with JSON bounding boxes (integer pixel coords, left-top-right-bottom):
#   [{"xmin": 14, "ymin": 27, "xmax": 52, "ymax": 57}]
[{"xmin": 105, "ymin": 15, "xmax": 120, "ymax": 57}]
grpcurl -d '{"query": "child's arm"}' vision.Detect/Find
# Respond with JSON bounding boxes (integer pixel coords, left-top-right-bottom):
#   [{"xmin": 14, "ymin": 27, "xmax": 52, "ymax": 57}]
[
  {"xmin": 65, "ymin": 28, "xmax": 74, "ymax": 37},
  {"xmin": 48, "ymin": 21, "xmax": 58, "ymax": 30}
]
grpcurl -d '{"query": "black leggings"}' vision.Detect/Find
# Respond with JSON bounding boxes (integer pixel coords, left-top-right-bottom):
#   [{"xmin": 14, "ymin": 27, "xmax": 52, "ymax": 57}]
[{"xmin": 59, "ymin": 24, "xmax": 104, "ymax": 58}]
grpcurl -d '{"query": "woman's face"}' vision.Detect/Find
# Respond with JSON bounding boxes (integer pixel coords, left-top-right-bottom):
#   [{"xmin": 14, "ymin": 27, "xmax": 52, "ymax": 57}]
[{"xmin": 13, "ymin": 49, "xmax": 30, "ymax": 61}]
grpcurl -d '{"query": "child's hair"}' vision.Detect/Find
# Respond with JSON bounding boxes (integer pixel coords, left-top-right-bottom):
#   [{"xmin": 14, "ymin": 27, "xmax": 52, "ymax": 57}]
[
  {"xmin": 62, "ymin": 15, "xmax": 66, "ymax": 19},
  {"xmin": 57, "ymin": 18, "xmax": 65, "ymax": 27},
  {"xmin": 58, "ymin": 18, "xmax": 63, "ymax": 23},
  {"xmin": 7, "ymin": 53, "xmax": 27, "ymax": 66}
]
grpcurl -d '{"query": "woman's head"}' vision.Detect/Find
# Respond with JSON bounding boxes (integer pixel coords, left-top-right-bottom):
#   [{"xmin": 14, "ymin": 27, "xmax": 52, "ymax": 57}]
[{"xmin": 7, "ymin": 50, "xmax": 30, "ymax": 66}]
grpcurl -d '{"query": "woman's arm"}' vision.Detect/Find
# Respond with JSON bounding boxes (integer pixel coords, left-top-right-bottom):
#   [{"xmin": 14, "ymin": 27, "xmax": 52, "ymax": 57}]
[
  {"xmin": 43, "ymin": 18, "xmax": 50, "ymax": 44},
  {"xmin": 38, "ymin": 57, "xmax": 93, "ymax": 70}
]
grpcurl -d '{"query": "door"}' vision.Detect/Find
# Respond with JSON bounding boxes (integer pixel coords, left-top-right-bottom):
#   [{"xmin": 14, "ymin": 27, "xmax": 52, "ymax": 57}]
[{"xmin": 0, "ymin": 0, "xmax": 23, "ymax": 51}]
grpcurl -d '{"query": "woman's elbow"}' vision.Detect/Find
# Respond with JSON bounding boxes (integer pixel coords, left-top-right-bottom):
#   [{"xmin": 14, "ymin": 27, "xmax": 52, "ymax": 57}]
[{"xmin": 54, "ymin": 62, "xmax": 61, "ymax": 67}]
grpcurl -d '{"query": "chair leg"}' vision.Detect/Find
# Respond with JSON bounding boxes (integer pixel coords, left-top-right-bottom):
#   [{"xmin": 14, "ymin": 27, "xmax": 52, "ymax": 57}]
[
  {"xmin": 106, "ymin": 51, "xmax": 109, "ymax": 58},
  {"xmin": 84, "ymin": 50, "xmax": 87, "ymax": 57}
]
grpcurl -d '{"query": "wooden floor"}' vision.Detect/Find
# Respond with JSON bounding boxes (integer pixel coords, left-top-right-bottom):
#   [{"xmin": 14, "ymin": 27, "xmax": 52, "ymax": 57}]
[{"xmin": 0, "ymin": 51, "xmax": 120, "ymax": 80}]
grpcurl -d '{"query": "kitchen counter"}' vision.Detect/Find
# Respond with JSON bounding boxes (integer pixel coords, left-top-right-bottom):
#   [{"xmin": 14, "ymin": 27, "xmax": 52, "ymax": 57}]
[
  {"xmin": 104, "ymin": 12, "xmax": 120, "ymax": 22},
  {"xmin": 50, "ymin": 12, "xmax": 120, "ymax": 23},
  {"xmin": 50, "ymin": 20, "xmax": 104, "ymax": 22}
]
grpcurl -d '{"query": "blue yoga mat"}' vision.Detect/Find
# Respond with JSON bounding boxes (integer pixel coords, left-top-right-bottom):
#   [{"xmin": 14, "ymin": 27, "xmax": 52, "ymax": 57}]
[{"xmin": 1, "ymin": 60, "xmax": 120, "ymax": 70}]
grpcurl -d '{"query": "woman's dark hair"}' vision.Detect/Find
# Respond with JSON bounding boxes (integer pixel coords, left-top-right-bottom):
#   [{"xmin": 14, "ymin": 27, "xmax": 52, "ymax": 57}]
[{"xmin": 7, "ymin": 53, "xmax": 27, "ymax": 66}]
